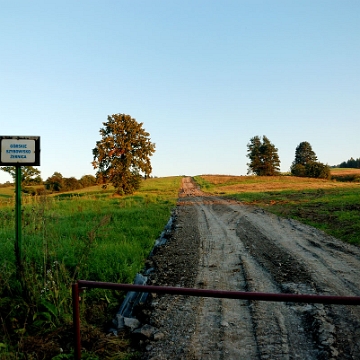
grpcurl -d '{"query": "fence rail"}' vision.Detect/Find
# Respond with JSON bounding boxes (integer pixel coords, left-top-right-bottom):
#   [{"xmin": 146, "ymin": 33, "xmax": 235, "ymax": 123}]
[{"xmin": 72, "ymin": 280, "xmax": 360, "ymax": 359}]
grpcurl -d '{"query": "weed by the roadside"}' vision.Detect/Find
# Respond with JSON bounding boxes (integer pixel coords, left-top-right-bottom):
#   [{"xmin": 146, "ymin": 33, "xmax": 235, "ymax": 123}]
[{"xmin": 0, "ymin": 177, "xmax": 182, "ymax": 358}]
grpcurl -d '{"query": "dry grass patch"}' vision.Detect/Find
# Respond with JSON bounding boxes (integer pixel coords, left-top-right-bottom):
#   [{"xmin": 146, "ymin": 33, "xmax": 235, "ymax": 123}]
[
  {"xmin": 330, "ymin": 168, "xmax": 360, "ymax": 176},
  {"xmin": 199, "ymin": 175, "xmax": 359, "ymax": 194}
]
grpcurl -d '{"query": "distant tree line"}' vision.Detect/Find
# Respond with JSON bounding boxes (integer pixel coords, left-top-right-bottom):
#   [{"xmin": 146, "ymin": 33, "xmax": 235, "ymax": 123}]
[
  {"xmin": 44, "ymin": 172, "xmax": 97, "ymax": 193},
  {"xmin": 334, "ymin": 157, "xmax": 360, "ymax": 169},
  {"xmin": 247, "ymin": 137, "xmax": 330, "ymax": 179},
  {"xmin": 0, "ymin": 166, "xmax": 97, "ymax": 194},
  {"xmin": 0, "ymin": 166, "xmax": 42, "ymax": 186},
  {"xmin": 1, "ymin": 119, "xmax": 336, "ymax": 194}
]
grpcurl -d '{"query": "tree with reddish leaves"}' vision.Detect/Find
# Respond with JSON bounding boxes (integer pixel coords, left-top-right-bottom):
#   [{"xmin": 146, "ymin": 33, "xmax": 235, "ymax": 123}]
[{"xmin": 92, "ymin": 114, "xmax": 156, "ymax": 195}]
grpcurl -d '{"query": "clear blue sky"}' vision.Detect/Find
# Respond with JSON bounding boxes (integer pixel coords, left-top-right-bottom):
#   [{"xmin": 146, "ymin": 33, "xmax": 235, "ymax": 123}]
[{"xmin": 1, "ymin": 1, "xmax": 359, "ymax": 183}]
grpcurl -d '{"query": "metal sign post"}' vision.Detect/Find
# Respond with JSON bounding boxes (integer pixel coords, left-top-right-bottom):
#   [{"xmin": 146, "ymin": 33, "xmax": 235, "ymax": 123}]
[
  {"xmin": 15, "ymin": 165, "xmax": 22, "ymax": 272},
  {"xmin": 0, "ymin": 136, "xmax": 40, "ymax": 278}
]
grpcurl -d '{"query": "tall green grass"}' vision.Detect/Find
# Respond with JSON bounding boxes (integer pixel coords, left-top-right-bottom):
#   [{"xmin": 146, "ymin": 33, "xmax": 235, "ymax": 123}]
[{"xmin": 0, "ymin": 176, "xmax": 182, "ymax": 359}]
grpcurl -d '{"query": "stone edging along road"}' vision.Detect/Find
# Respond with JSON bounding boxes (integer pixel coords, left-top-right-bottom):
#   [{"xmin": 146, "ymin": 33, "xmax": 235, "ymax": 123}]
[{"xmin": 130, "ymin": 177, "xmax": 360, "ymax": 359}]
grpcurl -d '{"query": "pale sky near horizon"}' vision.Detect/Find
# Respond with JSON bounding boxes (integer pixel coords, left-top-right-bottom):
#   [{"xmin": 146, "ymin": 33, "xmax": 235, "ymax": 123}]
[{"xmin": 1, "ymin": 1, "xmax": 359, "ymax": 183}]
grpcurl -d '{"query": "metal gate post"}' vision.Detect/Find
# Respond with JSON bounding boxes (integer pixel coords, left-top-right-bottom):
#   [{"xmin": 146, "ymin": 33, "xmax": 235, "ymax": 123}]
[{"xmin": 72, "ymin": 282, "xmax": 81, "ymax": 359}]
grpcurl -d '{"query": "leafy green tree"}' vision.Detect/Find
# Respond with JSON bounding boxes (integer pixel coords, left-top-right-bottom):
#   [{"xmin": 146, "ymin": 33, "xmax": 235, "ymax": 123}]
[
  {"xmin": 63, "ymin": 177, "xmax": 82, "ymax": 191},
  {"xmin": 291, "ymin": 141, "xmax": 330, "ymax": 178},
  {"xmin": 290, "ymin": 163, "xmax": 306, "ymax": 177},
  {"xmin": 0, "ymin": 166, "xmax": 42, "ymax": 185},
  {"xmin": 79, "ymin": 174, "xmax": 97, "ymax": 188},
  {"xmin": 246, "ymin": 136, "xmax": 263, "ymax": 174},
  {"xmin": 246, "ymin": 135, "xmax": 280, "ymax": 176},
  {"xmin": 305, "ymin": 161, "xmax": 331, "ymax": 179},
  {"xmin": 45, "ymin": 172, "xmax": 64, "ymax": 192},
  {"xmin": 291, "ymin": 141, "xmax": 317, "ymax": 174},
  {"xmin": 92, "ymin": 114, "xmax": 156, "ymax": 195}
]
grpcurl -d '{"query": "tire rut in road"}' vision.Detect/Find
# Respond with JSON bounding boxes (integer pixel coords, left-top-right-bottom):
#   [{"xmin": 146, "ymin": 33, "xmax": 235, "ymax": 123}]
[
  {"xmin": 201, "ymin": 200, "xmax": 316, "ymax": 359},
  {"xmin": 227, "ymin": 203, "xmax": 360, "ymax": 359},
  {"xmin": 189, "ymin": 198, "xmax": 258, "ymax": 359}
]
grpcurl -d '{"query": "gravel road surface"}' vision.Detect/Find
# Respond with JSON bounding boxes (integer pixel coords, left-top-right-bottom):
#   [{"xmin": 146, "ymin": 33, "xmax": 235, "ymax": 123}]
[{"xmin": 139, "ymin": 177, "xmax": 360, "ymax": 360}]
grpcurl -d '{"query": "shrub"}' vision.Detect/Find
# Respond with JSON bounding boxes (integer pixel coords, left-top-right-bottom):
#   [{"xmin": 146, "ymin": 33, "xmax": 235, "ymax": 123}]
[
  {"xmin": 305, "ymin": 161, "xmax": 331, "ymax": 179},
  {"xmin": 291, "ymin": 164, "xmax": 306, "ymax": 177},
  {"xmin": 291, "ymin": 161, "xmax": 330, "ymax": 179},
  {"xmin": 22, "ymin": 187, "xmax": 36, "ymax": 195}
]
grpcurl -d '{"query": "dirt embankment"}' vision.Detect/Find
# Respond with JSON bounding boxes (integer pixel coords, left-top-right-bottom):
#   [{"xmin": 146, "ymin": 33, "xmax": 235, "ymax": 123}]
[{"xmin": 139, "ymin": 177, "xmax": 360, "ymax": 360}]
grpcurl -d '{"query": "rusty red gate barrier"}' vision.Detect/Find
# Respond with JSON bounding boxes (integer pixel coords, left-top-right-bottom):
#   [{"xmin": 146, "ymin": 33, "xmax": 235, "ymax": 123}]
[{"xmin": 72, "ymin": 280, "xmax": 360, "ymax": 359}]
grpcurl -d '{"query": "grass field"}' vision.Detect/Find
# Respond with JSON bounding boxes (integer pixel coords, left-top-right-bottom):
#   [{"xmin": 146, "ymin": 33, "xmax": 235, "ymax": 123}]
[
  {"xmin": 0, "ymin": 176, "xmax": 182, "ymax": 359},
  {"xmin": 194, "ymin": 170, "xmax": 360, "ymax": 245},
  {"xmin": 1, "ymin": 170, "xmax": 359, "ymax": 358},
  {"xmin": 330, "ymin": 167, "xmax": 360, "ymax": 182}
]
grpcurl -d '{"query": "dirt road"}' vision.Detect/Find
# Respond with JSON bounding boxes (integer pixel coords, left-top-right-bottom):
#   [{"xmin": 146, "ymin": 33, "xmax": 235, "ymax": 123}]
[{"xmin": 141, "ymin": 177, "xmax": 360, "ymax": 359}]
